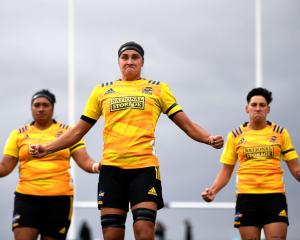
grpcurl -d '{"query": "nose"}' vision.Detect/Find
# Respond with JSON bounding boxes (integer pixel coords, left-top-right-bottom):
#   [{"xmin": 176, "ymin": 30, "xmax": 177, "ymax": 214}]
[{"xmin": 255, "ymin": 106, "xmax": 262, "ymax": 111}]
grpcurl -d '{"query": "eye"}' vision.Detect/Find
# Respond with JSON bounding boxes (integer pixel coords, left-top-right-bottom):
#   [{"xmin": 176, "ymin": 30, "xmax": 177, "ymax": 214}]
[
  {"xmin": 120, "ymin": 54, "xmax": 129, "ymax": 60},
  {"xmin": 132, "ymin": 54, "xmax": 141, "ymax": 60}
]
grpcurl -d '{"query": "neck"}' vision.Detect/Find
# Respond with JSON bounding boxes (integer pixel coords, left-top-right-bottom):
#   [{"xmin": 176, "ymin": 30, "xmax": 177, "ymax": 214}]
[
  {"xmin": 248, "ymin": 120, "xmax": 267, "ymax": 130},
  {"xmin": 121, "ymin": 74, "xmax": 141, "ymax": 81},
  {"xmin": 33, "ymin": 119, "xmax": 53, "ymax": 130}
]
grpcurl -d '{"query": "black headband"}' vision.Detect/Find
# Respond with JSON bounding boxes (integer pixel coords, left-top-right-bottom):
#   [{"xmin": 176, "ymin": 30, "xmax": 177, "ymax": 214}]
[
  {"xmin": 118, "ymin": 41, "xmax": 144, "ymax": 58},
  {"xmin": 31, "ymin": 93, "xmax": 55, "ymax": 106}
]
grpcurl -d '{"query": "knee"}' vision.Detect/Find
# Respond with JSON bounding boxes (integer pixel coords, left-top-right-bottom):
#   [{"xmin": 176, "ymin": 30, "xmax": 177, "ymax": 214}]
[
  {"xmin": 132, "ymin": 208, "xmax": 157, "ymax": 224},
  {"xmin": 132, "ymin": 208, "xmax": 156, "ymax": 240},
  {"xmin": 101, "ymin": 214, "xmax": 126, "ymax": 229}
]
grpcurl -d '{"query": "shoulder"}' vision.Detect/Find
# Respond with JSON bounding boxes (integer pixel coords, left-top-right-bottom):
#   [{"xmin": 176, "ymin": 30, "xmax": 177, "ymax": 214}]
[
  {"xmin": 54, "ymin": 121, "xmax": 70, "ymax": 130},
  {"xmin": 268, "ymin": 121, "xmax": 286, "ymax": 134},
  {"xmin": 92, "ymin": 80, "xmax": 116, "ymax": 91},
  {"xmin": 147, "ymin": 79, "xmax": 162, "ymax": 86},
  {"xmin": 16, "ymin": 124, "xmax": 31, "ymax": 134},
  {"xmin": 229, "ymin": 122, "xmax": 247, "ymax": 138}
]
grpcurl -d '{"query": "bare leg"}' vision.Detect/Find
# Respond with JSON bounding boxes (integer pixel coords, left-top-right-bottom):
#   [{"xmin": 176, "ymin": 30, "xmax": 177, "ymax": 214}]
[
  {"xmin": 14, "ymin": 227, "xmax": 39, "ymax": 240},
  {"xmin": 239, "ymin": 226, "xmax": 261, "ymax": 240},
  {"xmin": 263, "ymin": 222, "xmax": 287, "ymax": 240},
  {"xmin": 132, "ymin": 201, "xmax": 157, "ymax": 240}
]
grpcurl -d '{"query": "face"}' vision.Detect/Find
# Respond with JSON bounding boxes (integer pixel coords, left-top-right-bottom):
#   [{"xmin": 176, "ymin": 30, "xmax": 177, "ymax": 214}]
[
  {"xmin": 245, "ymin": 95, "xmax": 270, "ymax": 122},
  {"xmin": 118, "ymin": 49, "xmax": 144, "ymax": 81},
  {"xmin": 31, "ymin": 97, "xmax": 53, "ymax": 123}
]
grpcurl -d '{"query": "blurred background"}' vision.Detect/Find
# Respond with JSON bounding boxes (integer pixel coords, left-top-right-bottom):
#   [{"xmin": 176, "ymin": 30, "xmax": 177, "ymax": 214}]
[{"xmin": 1, "ymin": 0, "xmax": 299, "ymax": 239}]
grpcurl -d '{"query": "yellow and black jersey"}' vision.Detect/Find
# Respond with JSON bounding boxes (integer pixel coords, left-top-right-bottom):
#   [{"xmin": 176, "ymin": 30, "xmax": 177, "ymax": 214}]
[
  {"xmin": 81, "ymin": 79, "xmax": 182, "ymax": 169},
  {"xmin": 3, "ymin": 121, "xmax": 85, "ymax": 196},
  {"xmin": 221, "ymin": 121, "xmax": 298, "ymax": 194}
]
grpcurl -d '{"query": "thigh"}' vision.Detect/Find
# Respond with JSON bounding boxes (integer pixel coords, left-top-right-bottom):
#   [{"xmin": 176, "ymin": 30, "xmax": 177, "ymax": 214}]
[
  {"xmin": 14, "ymin": 227, "xmax": 39, "ymax": 240},
  {"xmin": 234, "ymin": 194, "xmax": 261, "ymax": 228},
  {"xmin": 129, "ymin": 167, "xmax": 164, "ymax": 210},
  {"xmin": 262, "ymin": 193, "xmax": 289, "ymax": 226},
  {"xmin": 40, "ymin": 196, "xmax": 73, "ymax": 240},
  {"xmin": 263, "ymin": 222, "xmax": 287, "ymax": 240},
  {"xmin": 239, "ymin": 226, "xmax": 261, "ymax": 240},
  {"xmin": 98, "ymin": 166, "xmax": 129, "ymax": 211},
  {"xmin": 13, "ymin": 193, "xmax": 41, "ymax": 230}
]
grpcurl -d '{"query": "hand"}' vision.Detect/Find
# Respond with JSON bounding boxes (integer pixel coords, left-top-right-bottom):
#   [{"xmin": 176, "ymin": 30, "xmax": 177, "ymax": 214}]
[
  {"xmin": 29, "ymin": 144, "xmax": 48, "ymax": 158},
  {"xmin": 201, "ymin": 187, "xmax": 216, "ymax": 202},
  {"xmin": 208, "ymin": 135, "xmax": 224, "ymax": 149}
]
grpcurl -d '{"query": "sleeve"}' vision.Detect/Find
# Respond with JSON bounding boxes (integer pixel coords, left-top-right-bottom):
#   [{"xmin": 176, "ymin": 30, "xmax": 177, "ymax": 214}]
[
  {"xmin": 82, "ymin": 86, "xmax": 103, "ymax": 121},
  {"xmin": 69, "ymin": 138, "xmax": 86, "ymax": 154},
  {"xmin": 220, "ymin": 132, "xmax": 237, "ymax": 165},
  {"xmin": 3, "ymin": 130, "xmax": 19, "ymax": 158},
  {"xmin": 159, "ymin": 83, "xmax": 182, "ymax": 117},
  {"xmin": 281, "ymin": 128, "xmax": 298, "ymax": 161}
]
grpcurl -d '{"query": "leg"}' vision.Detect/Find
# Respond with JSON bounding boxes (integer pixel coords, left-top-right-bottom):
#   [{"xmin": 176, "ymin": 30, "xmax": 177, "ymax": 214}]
[
  {"xmin": 101, "ymin": 207, "xmax": 127, "ymax": 240},
  {"xmin": 239, "ymin": 226, "xmax": 261, "ymax": 240},
  {"xmin": 41, "ymin": 236, "xmax": 57, "ymax": 240},
  {"xmin": 263, "ymin": 222, "xmax": 287, "ymax": 240},
  {"xmin": 14, "ymin": 227, "xmax": 39, "ymax": 240},
  {"xmin": 132, "ymin": 201, "xmax": 157, "ymax": 240}
]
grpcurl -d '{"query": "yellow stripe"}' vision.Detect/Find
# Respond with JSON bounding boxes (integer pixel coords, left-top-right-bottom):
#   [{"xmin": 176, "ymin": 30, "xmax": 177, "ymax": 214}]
[{"xmin": 68, "ymin": 196, "xmax": 74, "ymax": 220}]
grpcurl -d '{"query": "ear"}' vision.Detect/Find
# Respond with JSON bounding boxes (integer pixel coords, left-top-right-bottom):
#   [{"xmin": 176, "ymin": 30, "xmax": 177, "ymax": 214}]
[
  {"xmin": 267, "ymin": 105, "xmax": 270, "ymax": 114},
  {"xmin": 245, "ymin": 104, "xmax": 249, "ymax": 114}
]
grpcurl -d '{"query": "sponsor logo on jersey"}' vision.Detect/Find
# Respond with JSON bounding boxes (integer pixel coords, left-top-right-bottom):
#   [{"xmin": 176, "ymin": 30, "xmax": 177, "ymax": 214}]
[
  {"xmin": 244, "ymin": 146, "xmax": 274, "ymax": 160},
  {"xmin": 110, "ymin": 96, "xmax": 145, "ymax": 111}
]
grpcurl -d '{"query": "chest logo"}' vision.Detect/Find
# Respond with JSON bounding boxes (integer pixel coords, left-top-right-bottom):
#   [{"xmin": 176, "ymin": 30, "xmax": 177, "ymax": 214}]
[
  {"xmin": 110, "ymin": 96, "xmax": 145, "ymax": 111},
  {"xmin": 244, "ymin": 146, "xmax": 274, "ymax": 160}
]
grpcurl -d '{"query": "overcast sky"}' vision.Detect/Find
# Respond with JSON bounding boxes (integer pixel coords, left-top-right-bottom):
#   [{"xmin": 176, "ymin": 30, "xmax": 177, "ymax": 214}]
[{"xmin": 1, "ymin": 0, "xmax": 300, "ymax": 239}]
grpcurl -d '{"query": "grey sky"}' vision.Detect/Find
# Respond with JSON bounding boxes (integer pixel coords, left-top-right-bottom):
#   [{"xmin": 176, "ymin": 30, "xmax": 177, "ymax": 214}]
[{"xmin": 1, "ymin": 0, "xmax": 300, "ymax": 239}]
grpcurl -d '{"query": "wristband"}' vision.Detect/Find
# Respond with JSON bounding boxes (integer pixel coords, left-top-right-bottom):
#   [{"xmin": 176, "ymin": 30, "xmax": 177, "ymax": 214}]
[{"xmin": 92, "ymin": 162, "xmax": 100, "ymax": 173}]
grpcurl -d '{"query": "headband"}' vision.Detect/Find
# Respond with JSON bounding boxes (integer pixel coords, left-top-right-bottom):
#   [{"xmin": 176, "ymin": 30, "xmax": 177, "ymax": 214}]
[
  {"xmin": 31, "ymin": 93, "xmax": 55, "ymax": 106},
  {"xmin": 118, "ymin": 41, "xmax": 144, "ymax": 58}
]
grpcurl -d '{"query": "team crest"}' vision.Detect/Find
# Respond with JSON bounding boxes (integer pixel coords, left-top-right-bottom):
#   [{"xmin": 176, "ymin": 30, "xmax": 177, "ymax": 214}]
[
  {"xmin": 142, "ymin": 87, "xmax": 153, "ymax": 95},
  {"xmin": 270, "ymin": 136, "xmax": 277, "ymax": 143},
  {"xmin": 56, "ymin": 131, "xmax": 63, "ymax": 137}
]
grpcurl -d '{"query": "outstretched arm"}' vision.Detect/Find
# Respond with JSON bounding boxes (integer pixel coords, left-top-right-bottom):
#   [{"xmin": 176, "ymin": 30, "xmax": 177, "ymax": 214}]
[
  {"xmin": 30, "ymin": 119, "xmax": 92, "ymax": 158},
  {"xmin": 286, "ymin": 158, "xmax": 300, "ymax": 182},
  {"xmin": 71, "ymin": 148, "xmax": 101, "ymax": 173},
  {"xmin": 171, "ymin": 111, "xmax": 224, "ymax": 149},
  {"xmin": 0, "ymin": 155, "xmax": 18, "ymax": 177},
  {"xmin": 201, "ymin": 163, "xmax": 234, "ymax": 202}
]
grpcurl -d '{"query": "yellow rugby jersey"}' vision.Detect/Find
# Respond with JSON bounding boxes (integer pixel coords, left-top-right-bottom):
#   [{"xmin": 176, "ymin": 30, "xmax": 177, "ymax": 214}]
[
  {"xmin": 221, "ymin": 121, "xmax": 298, "ymax": 194},
  {"xmin": 3, "ymin": 121, "xmax": 85, "ymax": 196},
  {"xmin": 82, "ymin": 79, "xmax": 182, "ymax": 169}
]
